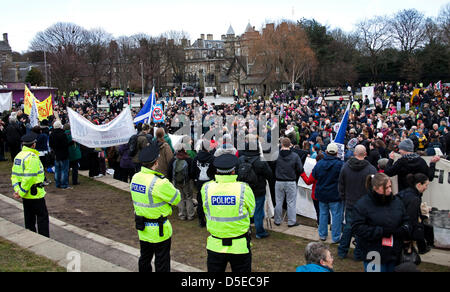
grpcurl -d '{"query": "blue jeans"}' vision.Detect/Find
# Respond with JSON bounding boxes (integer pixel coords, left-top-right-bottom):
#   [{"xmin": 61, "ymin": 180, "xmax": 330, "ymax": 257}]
[
  {"xmin": 254, "ymin": 195, "xmax": 267, "ymax": 237},
  {"xmin": 338, "ymin": 207, "xmax": 363, "ymax": 259},
  {"xmin": 55, "ymin": 159, "xmax": 69, "ymax": 188},
  {"xmin": 274, "ymin": 181, "xmax": 297, "ymax": 226},
  {"xmin": 318, "ymin": 201, "xmax": 343, "ymax": 243}
]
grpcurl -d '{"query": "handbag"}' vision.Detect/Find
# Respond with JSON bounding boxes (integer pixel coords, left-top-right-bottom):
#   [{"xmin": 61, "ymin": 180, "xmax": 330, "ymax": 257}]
[{"xmin": 400, "ymin": 242, "xmax": 421, "ymax": 266}]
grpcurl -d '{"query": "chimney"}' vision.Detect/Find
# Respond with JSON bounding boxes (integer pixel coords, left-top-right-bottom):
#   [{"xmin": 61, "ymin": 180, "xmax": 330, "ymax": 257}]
[
  {"xmin": 3, "ymin": 33, "xmax": 8, "ymax": 43},
  {"xmin": 207, "ymin": 34, "xmax": 213, "ymax": 41},
  {"xmin": 201, "ymin": 34, "xmax": 205, "ymax": 40}
]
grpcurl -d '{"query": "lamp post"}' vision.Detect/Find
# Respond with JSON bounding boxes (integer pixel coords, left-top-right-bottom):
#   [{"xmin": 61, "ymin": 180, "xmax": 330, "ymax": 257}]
[
  {"xmin": 44, "ymin": 50, "xmax": 48, "ymax": 87},
  {"xmin": 140, "ymin": 61, "xmax": 144, "ymax": 99}
]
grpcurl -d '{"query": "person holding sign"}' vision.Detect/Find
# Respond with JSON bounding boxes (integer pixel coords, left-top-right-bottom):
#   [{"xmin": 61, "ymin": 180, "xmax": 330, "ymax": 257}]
[{"xmin": 352, "ymin": 173, "xmax": 410, "ymax": 272}]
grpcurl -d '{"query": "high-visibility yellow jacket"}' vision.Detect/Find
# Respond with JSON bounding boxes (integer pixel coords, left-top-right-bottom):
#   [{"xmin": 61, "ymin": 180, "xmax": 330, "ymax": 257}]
[
  {"xmin": 202, "ymin": 175, "xmax": 255, "ymax": 254},
  {"xmin": 130, "ymin": 167, "xmax": 181, "ymax": 243},
  {"xmin": 11, "ymin": 146, "xmax": 46, "ymax": 199}
]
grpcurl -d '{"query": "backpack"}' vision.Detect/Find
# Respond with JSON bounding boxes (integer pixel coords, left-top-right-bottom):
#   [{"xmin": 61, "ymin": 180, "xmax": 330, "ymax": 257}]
[
  {"xmin": 197, "ymin": 161, "xmax": 211, "ymax": 181},
  {"xmin": 173, "ymin": 159, "xmax": 189, "ymax": 184},
  {"xmin": 237, "ymin": 157, "xmax": 258, "ymax": 188}
]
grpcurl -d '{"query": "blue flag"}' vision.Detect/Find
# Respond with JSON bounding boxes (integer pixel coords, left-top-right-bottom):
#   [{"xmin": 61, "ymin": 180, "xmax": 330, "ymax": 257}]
[
  {"xmin": 134, "ymin": 87, "xmax": 155, "ymax": 125},
  {"xmin": 333, "ymin": 103, "xmax": 350, "ymax": 160},
  {"xmin": 334, "ymin": 103, "xmax": 350, "ymax": 144}
]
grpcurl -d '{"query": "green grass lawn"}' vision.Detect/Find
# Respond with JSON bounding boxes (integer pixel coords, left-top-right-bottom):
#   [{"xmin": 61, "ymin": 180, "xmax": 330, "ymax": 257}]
[
  {"xmin": 0, "ymin": 238, "xmax": 66, "ymax": 272},
  {"xmin": 1, "ymin": 157, "xmax": 449, "ymax": 272}
]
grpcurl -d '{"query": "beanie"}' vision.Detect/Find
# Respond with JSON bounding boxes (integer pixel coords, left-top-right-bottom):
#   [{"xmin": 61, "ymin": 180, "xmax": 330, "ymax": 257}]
[{"xmin": 399, "ymin": 139, "xmax": 414, "ymax": 153}]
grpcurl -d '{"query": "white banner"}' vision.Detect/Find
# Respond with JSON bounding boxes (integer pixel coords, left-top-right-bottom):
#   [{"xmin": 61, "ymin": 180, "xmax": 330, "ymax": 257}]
[
  {"xmin": 362, "ymin": 86, "xmax": 375, "ymax": 105},
  {"xmin": 298, "ymin": 158, "xmax": 316, "ymax": 190},
  {"xmin": 390, "ymin": 155, "xmax": 450, "ymax": 210},
  {"xmin": 422, "ymin": 157, "xmax": 450, "ymax": 210},
  {"xmin": 0, "ymin": 92, "xmax": 12, "ymax": 112},
  {"xmin": 68, "ymin": 107, "xmax": 136, "ymax": 148}
]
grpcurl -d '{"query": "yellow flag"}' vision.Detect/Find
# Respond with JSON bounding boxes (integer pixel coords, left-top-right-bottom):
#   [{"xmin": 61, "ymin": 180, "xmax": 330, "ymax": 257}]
[
  {"xmin": 37, "ymin": 95, "xmax": 53, "ymax": 121},
  {"xmin": 410, "ymin": 88, "xmax": 420, "ymax": 104},
  {"xmin": 24, "ymin": 85, "xmax": 36, "ymax": 115}
]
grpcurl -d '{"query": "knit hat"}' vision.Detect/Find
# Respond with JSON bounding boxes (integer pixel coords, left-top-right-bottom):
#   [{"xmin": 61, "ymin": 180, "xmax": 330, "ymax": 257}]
[{"xmin": 399, "ymin": 138, "xmax": 414, "ymax": 153}]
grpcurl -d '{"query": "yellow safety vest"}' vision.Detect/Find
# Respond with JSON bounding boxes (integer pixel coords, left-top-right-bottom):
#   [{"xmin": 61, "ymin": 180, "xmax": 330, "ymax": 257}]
[
  {"xmin": 11, "ymin": 146, "xmax": 46, "ymax": 199},
  {"xmin": 130, "ymin": 167, "xmax": 181, "ymax": 243},
  {"xmin": 202, "ymin": 175, "xmax": 255, "ymax": 254}
]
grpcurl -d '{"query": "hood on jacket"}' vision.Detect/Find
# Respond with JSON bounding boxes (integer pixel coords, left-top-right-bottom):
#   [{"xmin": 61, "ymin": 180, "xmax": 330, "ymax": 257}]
[
  {"xmin": 347, "ymin": 157, "xmax": 370, "ymax": 171},
  {"xmin": 239, "ymin": 149, "xmax": 260, "ymax": 158},
  {"xmin": 176, "ymin": 150, "xmax": 190, "ymax": 160},
  {"xmin": 279, "ymin": 149, "xmax": 292, "ymax": 158},
  {"xmin": 197, "ymin": 150, "xmax": 212, "ymax": 163},
  {"xmin": 322, "ymin": 155, "xmax": 341, "ymax": 170}
]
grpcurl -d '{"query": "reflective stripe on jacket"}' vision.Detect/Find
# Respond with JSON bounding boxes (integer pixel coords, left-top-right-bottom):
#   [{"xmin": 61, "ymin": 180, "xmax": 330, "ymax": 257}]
[
  {"xmin": 11, "ymin": 146, "xmax": 46, "ymax": 199},
  {"xmin": 130, "ymin": 167, "xmax": 181, "ymax": 243},
  {"xmin": 202, "ymin": 175, "xmax": 255, "ymax": 254}
]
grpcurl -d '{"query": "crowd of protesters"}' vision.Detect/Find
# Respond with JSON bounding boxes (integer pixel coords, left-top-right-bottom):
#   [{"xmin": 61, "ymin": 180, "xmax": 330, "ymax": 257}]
[{"xmin": 1, "ymin": 80, "xmax": 449, "ymax": 272}]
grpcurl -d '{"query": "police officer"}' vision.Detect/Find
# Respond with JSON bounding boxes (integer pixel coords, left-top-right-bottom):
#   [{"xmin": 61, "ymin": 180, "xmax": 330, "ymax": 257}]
[
  {"xmin": 11, "ymin": 132, "xmax": 49, "ymax": 237},
  {"xmin": 130, "ymin": 142, "xmax": 181, "ymax": 272},
  {"xmin": 201, "ymin": 154, "xmax": 256, "ymax": 272}
]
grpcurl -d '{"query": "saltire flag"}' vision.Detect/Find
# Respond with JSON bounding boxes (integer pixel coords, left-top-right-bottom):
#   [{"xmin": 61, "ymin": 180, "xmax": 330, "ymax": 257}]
[
  {"xmin": 333, "ymin": 103, "xmax": 351, "ymax": 160},
  {"xmin": 134, "ymin": 87, "xmax": 155, "ymax": 125}
]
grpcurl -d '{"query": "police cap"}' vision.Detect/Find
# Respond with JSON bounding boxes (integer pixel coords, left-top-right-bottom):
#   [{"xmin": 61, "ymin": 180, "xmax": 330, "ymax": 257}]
[
  {"xmin": 213, "ymin": 154, "xmax": 238, "ymax": 174},
  {"xmin": 21, "ymin": 132, "xmax": 38, "ymax": 144},
  {"xmin": 139, "ymin": 142, "xmax": 160, "ymax": 163}
]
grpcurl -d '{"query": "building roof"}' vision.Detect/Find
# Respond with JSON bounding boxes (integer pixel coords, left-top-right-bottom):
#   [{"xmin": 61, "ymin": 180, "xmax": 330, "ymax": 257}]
[
  {"xmin": 227, "ymin": 25, "xmax": 235, "ymax": 35},
  {"xmin": 245, "ymin": 22, "xmax": 254, "ymax": 33},
  {"xmin": 0, "ymin": 40, "xmax": 11, "ymax": 52}
]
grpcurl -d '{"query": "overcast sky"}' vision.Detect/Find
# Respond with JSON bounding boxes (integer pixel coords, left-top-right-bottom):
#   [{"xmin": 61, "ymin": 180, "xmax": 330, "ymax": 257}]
[{"xmin": 2, "ymin": 0, "xmax": 448, "ymax": 53}]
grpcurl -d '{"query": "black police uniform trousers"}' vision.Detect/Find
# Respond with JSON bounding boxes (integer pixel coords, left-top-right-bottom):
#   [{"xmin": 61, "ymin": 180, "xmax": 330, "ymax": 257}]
[
  {"xmin": 207, "ymin": 250, "xmax": 252, "ymax": 272},
  {"xmin": 22, "ymin": 198, "xmax": 50, "ymax": 238},
  {"xmin": 139, "ymin": 238, "xmax": 171, "ymax": 272}
]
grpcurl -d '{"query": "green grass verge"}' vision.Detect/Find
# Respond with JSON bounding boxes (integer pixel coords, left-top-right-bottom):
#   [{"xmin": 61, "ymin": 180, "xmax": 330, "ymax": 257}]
[{"xmin": 0, "ymin": 237, "xmax": 66, "ymax": 272}]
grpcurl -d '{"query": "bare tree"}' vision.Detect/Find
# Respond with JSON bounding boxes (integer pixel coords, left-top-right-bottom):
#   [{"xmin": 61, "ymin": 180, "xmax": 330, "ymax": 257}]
[
  {"xmin": 30, "ymin": 22, "xmax": 89, "ymax": 92},
  {"xmin": 438, "ymin": 3, "xmax": 450, "ymax": 44},
  {"xmin": 250, "ymin": 21, "xmax": 317, "ymax": 91},
  {"xmin": 389, "ymin": 9, "xmax": 426, "ymax": 55},
  {"xmin": 84, "ymin": 28, "xmax": 113, "ymax": 89},
  {"xmin": 356, "ymin": 16, "xmax": 392, "ymax": 79},
  {"xmin": 160, "ymin": 30, "xmax": 190, "ymax": 87}
]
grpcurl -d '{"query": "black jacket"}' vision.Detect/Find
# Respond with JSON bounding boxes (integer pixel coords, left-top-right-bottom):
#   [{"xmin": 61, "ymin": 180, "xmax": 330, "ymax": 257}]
[
  {"xmin": 275, "ymin": 149, "xmax": 303, "ymax": 182},
  {"xmin": 352, "ymin": 191, "xmax": 411, "ymax": 265},
  {"xmin": 49, "ymin": 128, "xmax": 70, "ymax": 161},
  {"xmin": 384, "ymin": 154, "xmax": 435, "ymax": 192},
  {"xmin": 192, "ymin": 150, "xmax": 215, "ymax": 182},
  {"xmin": 366, "ymin": 148, "xmax": 381, "ymax": 169},
  {"xmin": 339, "ymin": 158, "xmax": 377, "ymax": 208},
  {"xmin": 397, "ymin": 187, "xmax": 424, "ymax": 241},
  {"xmin": 445, "ymin": 132, "xmax": 450, "ymax": 156},
  {"xmin": 6, "ymin": 122, "xmax": 25, "ymax": 148},
  {"xmin": 238, "ymin": 150, "xmax": 274, "ymax": 197}
]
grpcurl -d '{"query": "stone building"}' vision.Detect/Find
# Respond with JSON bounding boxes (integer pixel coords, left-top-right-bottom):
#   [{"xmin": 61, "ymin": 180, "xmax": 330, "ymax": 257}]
[
  {"xmin": 183, "ymin": 23, "xmax": 270, "ymax": 97},
  {"xmin": 0, "ymin": 33, "xmax": 46, "ymax": 85},
  {"xmin": 184, "ymin": 33, "xmax": 226, "ymax": 94}
]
